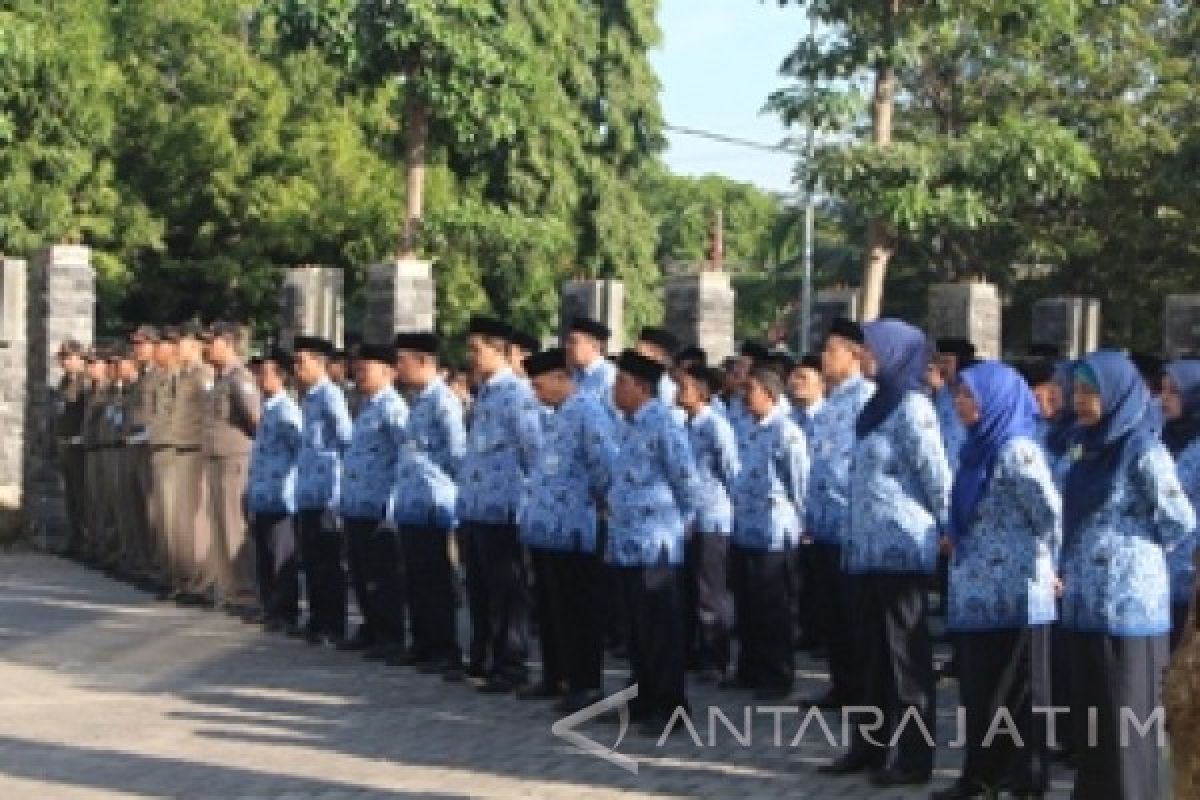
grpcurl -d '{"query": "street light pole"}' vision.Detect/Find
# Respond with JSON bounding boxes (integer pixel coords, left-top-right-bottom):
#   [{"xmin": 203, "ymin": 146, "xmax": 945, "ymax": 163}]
[{"xmin": 798, "ymin": 12, "xmax": 818, "ymax": 356}]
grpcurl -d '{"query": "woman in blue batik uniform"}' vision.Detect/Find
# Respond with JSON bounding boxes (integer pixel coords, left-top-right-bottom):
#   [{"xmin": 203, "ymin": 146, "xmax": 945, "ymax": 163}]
[
  {"xmin": 1161, "ymin": 359, "xmax": 1200, "ymax": 652},
  {"xmin": 937, "ymin": 361, "xmax": 1061, "ymax": 800},
  {"xmin": 821, "ymin": 319, "xmax": 951, "ymax": 788},
  {"xmin": 1061, "ymin": 351, "xmax": 1195, "ymax": 800}
]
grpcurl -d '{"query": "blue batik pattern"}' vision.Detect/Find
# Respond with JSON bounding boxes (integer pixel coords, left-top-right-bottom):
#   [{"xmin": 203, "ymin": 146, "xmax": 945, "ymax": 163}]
[
  {"xmin": 295, "ymin": 378, "xmax": 353, "ymax": 512},
  {"xmin": 393, "ymin": 378, "xmax": 465, "ymax": 530},
  {"xmin": 1060, "ymin": 444, "xmax": 1197, "ymax": 636},
  {"xmin": 935, "ymin": 384, "xmax": 967, "ymax": 471},
  {"xmin": 1169, "ymin": 439, "xmax": 1200, "ymax": 607},
  {"xmin": 338, "ymin": 386, "xmax": 408, "ymax": 521},
  {"xmin": 246, "ymin": 392, "xmax": 303, "ymax": 514},
  {"xmin": 806, "ymin": 375, "xmax": 875, "ymax": 543},
  {"xmin": 732, "ymin": 406, "xmax": 809, "ymax": 552},
  {"xmin": 575, "ymin": 357, "xmax": 616, "ymax": 402},
  {"xmin": 686, "ymin": 406, "xmax": 740, "ymax": 535},
  {"xmin": 846, "ymin": 392, "xmax": 952, "ymax": 575},
  {"xmin": 948, "ymin": 437, "xmax": 1062, "ymax": 631}
]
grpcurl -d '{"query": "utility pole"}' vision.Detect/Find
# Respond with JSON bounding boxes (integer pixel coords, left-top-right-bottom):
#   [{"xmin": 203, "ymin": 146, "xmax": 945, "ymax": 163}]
[{"xmin": 798, "ymin": 11, "xmax": 818, "ymax": 355}]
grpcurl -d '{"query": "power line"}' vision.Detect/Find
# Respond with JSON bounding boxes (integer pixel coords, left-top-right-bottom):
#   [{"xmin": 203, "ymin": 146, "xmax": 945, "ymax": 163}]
[{"xmin": 664, "ymin": 123, "xmax": 808, "ymax": 156}]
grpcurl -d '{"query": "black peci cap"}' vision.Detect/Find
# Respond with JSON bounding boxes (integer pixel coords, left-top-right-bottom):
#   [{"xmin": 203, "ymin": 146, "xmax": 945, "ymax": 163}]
[
  {"xmin": 394, "ymin": 332, "xmax": 441, "ymax": 356},
  {"xmin": 616, "ymin": 349, "xmax": 665, "ymax": 386},
  {"xmin": 827, "ymin": 317, "xmax": 864, "ymax": 346},
  {"xmin": 292, "ymin": 336, "xmax": 335, "ymax": 358},
  {"xmin": 525, "ymin": 348, "xmax": 569, "ymax": 378},
  {"xmin": 264, "ymin": 347, "xmax": 293, "ymax": 373},
  {"xmin": 739, "ymin": 340, "xmax": 770, "ymax": 362},
  {"xmin": 638, "ymin": 326, "xmax": 679, "ymax": 356},
  {"xmin": 468, "ymin": 316, "xmax": 512, "ymax": 341},
  {"xmin": 568, "ymin": 316, "xmax": 611, "ymax": 341},
  {"xmin": 509, "ymin": 329, "xmax": 541, "ymax": 355},
  {"xmin": 684, "ymin": 364, "xmax": 723, "ymax": 396},
  {"xmin": 357, "ymin": 343, "xmax": 396, "ymax": 366}
]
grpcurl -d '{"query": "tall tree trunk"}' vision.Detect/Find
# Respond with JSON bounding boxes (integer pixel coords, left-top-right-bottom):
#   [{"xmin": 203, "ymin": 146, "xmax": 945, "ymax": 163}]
[
  {"xmin": 860, "ymin": 0, "xmax": 900, "ymax": 321},
  {"xmin": 399, "ymin": 92, "xmax": 428, "ymax": 259}
]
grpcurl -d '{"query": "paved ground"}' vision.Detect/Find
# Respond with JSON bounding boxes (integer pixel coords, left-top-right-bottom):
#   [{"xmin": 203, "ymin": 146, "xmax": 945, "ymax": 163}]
[{"xmin": 0, "ymin": 552, "xmax": 1075, "ymax": 799}]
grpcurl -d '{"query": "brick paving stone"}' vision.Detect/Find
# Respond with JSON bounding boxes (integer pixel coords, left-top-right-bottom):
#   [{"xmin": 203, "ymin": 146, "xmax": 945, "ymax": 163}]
[{"xmin": 0, "ymin": 553, "xmax": 1074, "ymax": 799}]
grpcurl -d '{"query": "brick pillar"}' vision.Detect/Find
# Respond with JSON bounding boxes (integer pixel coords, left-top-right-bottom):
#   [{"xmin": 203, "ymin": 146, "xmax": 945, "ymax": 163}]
[
  {"xmin": 1031, "ymin": 296, "xmax": 1100, "ymax": 359},
  {"xmin": 363, "ymin": 258, "xmax": 435, "ymax": 345},
  {"xmin": 560, "ymin": 279, "xmax": 625, "ymax": 353},
  {"xmin": 0, "ymin": 257, "xmax": 27, "ymax": 541},
  {"xmin": 279, "ymin": 266, "xmax": 344, "ymax": 350},
  {"xmin": 1165, "ymin": 295, "xmax": 1200, "ymax": 359},
  {"xmin": 663, "ymin": 272, "xmax": 735, "ymax": 362},
  {"xmin": 24, "ymin": 245, "xmax": 94, "ymax": 549},
  {"xmin": 927, "ymin": 281, "xmax": 1002, "ymax": 359},
  {"xmin": 806, "ymin": 287, "xmax": 860, "ymax": 352}
]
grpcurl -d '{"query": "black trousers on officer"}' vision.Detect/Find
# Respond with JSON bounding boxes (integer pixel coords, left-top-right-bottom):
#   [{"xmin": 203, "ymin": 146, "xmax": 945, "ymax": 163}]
[
  {"xmin": 684, "ymin": 532, "xmax": 732, "ymax": 674},
  {"xmin": 400, "ymin": 524, "xmax": 459, "ymax": 664},
  {"xmin": 459, "ymin": 521, "xmax": 529, "ymax": 683},
  {"xmin": 796, "ymin": 541, "xmax": 824, "ymax": 649},
  {"xmin": 729, "ymin": 543, "xmax": 797, "ymax": 693},
  {"xmin": 809, "ymin": 541, "xmax": 861, "ymax": 703},
  {"xmin": 621, "ymin": 562, "xmax": 687, "ymax": 720},
  {"xmin": 345, "ymin": 517, "xmax": 406, "ymax": 649},
  {"xmin": 848, "ymin": 572, "xmax": 936, "ymax": 776},
  {"xmin": 1070, "ymin": 632, "xmax": 1168, "ymax": 800},
  {"xmin": 297, "ymin": 510, "xmax": 346, "ymax": 638},
  {"xmin": 529, "ymin": 548, "xmax": 567, "ymax": 689},
  {"xmin": 956, "ymin": 626, "xmax": 1050, "ymax": 796},
  {"xmin": 252, "ymin": 512, "xmax": 299, "ymax": 625},
  {"xmin": 545, "ymin": 549, "xmax": 606, "ymax": 695}
]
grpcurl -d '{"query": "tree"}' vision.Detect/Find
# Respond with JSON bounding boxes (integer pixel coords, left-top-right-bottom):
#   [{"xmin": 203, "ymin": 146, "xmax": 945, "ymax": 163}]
[{"xmin": 769, "ymin": 1, "xmax": 1100, "ymax": 322}]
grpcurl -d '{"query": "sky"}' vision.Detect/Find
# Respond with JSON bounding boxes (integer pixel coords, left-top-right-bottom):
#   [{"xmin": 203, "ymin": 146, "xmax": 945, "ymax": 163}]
[{"xmin": 651, "ymin": 0, "xmax": 809, "ymax": 196}]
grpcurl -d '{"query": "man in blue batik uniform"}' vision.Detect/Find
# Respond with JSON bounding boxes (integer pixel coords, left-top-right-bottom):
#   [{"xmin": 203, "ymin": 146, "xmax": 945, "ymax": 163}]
[
  {"xmin": 565, "ymin": 316, "xmax": 616, "ymax": 402},
  {"xmin": 393, "ymin": 332, "xmax": 466, "ymax": 674},
  {"xmin": 456, "ymin": 316, "xmax": 544, "ymax": 693},
  {"xmin": 520, "ymin": 348, "xmax": 618, "ymax": 712},
  {"xmin": 608, "ymin": 350, "xmax": 700, "ymax": 734},
  {"xmin": 339, "ymin": 343, "xmax": 408, "ymax": 660},
  {"xmin": 292, "ymin": 336, "xmax": 354, "ymax": 646},
  {"xmin": 246, "ymin": 347, "xmax": 303, "ymax": 632}
]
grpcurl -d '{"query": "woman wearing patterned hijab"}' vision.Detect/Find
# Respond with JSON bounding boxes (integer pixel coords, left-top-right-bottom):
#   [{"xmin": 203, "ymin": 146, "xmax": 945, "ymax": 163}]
[
  {"xmin": 820, "ymin": 319, "xmax": 951, "ymax": 788},
  {"xmin": 937, "ymin": 361, "xmax": 1061, "ymax": 800},
  {"xmin": 1061, "ymin": 351, "xmax": 1196, "ymax": 800},
  {"xmin": 1161, "ymin": 359, "xmax": 1200, "ymax": 651}
]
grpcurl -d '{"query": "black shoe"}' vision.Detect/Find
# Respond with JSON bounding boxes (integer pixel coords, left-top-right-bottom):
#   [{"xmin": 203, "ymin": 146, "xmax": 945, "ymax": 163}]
[
  {"xmin": 803, "ymin": 689, "xmax": 846, "ymax": 710},
  {"xmin": 929, "ymin": 782, "xmax": 985, "ymax": 800},
  {"xmin": 366, "ymin": 644, "xmax": 405, "ymax": 662},
  {"xmin": 754, "ymin": 686, "xmax": 792, "ymax": 703},
  {"xmin": 443, "ymin": 663, "xmax": 486, "ymax": 683},
  {"xmin": 516, "ymin": 681, "xmax": 564, "ymax": 700},
  {"xmin": 477, "ymin": 676, "xmax": 521, "ymax": 695},
  {"xmin": 869, "ymin": 767, "xmax": 932, "ymax": 788},
  {"xmin": 555, "ymin": 690, "xmax": 605, "ymax": 715},
  {"xmin": 418, "ymin": 656, "xmax": 460, "ymax": 675},
  {"xmin": 817, "ymin": 753, "xmax": 881, "ymax": 776},
  {"xmin": 335, "ymin": 633, "xmax": 373, "ymax": 652}
]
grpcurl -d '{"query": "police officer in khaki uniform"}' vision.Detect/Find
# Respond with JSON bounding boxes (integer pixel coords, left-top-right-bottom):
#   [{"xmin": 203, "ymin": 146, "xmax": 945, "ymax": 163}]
[
  {"xmin": 149, "ymin": 328, "xmax": 180, "ymax": 597},
  {"xmin": 166, "ymin": 322, "xmax": 214, "ymax": 605},
  {"xmin": 201, "ymin": 322, "xmax": 260, "ymax": 615},
  {"xmin": 54, "ymin": 340, "xmax": 89, "ymax": 558},
  {"xmin": 110, "ymin": 345, "xmax": 148, "ymax": 582},
  {"xmin": 98, "ymin": 348, "xmax": 133, "ymax": 575},
  {"xmin": 124, "ymin": 326, "xmax": 161, "ymax": 588},
  {"xmin": 80, "ymin": 349, "xmax": 114, "ymax": 564}
]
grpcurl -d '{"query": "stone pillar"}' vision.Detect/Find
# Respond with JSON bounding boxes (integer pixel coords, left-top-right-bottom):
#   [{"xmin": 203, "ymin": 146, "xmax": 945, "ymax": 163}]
[
  {"xmin": 24, "ymin": 245, "xmax": 94, "ymax": 549},
  {"xmin": 663, "ymin": 272, "xmax": 735, "ymax": 363},
  {"xmin": 927, "ymin": 281, "xmax": 1002, "ymax": 359},
  {"xmin": 806, "ymin": 287, "xmax": 860, "ymax": 352},
  {"xmin": 1031, "ymin": 296, "xmax": 1100, "ymax": 359},
  {"xmin": 1164, "ymin": 295, "xmax": 1200, "ymax": 359},
  {"xmin": 560, "ymin": 279, "xmax": 625, "ymax": 353},
  {"xmin": 279, "ymin": 266, "xmax": 344, "ymax": 350},
  {"xmin": 0, "ymin": 257, "xmax": 27, "ymax": 540},
  {"xmin": 363, "ymin": 258, "xmax": 435, "ymax": 345}
]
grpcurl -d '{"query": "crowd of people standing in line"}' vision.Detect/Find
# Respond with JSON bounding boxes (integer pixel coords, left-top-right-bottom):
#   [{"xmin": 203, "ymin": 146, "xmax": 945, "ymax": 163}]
[{"xmin": 50, "ymin": 312, "xmax": 1200, "ymax": 800}]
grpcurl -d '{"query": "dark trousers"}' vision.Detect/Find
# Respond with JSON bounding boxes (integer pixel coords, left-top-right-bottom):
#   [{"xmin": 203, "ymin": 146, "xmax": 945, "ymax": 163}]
[
  {"xmin": 400, "ymin": 524, "xmax": 459, "ymax": 663},
  {"xmin": 849, "ymin": 572, "xmax": 936, "ymax": 775},
  {"xmin": 252, "ymin": 513, "xmax": 299, "ymax": 624},
  {"xmin": 544, "ymin": 549, "xmax": 606, "ymax": 694},
  {"xmin": 457, "ymin": 525, "xmax": 490, "ymax": 673},
  {"xmin": 730, "ymin": 544, "xmax": 797, "ymax": 692},
  {"xmin": 810, "ymin": 542, "xmax": 861, "ymax": 702},
  {"xmin": 796, "ymin": 541, "xmax": 823, "ymax": 647},
  {"xmin": 61, "ymin": 443, "xmax": 87, "ymax": 553},
  {"xmin": 530, "ymin": 548, "xmax": 567, "ymax": 688},
  {"xmin": 297, "ymin": 510, "xmax": 346, "ymax": 638},
  {"xmin": 460, "ymin": 521, "xmax": 529, "ymax": 681},
  {"xmin": 621, "ymin": 563, "xmax": 687, "ymax": 719},
  {"xmin": 1070, "ymin": 632, "xmax": 1168, "ymax": 800},
  {"xmin": 1050, "ymin": 620, "xmax": 1075, "ymax": 752},
  {"xmin": 345, "ymin": 517, "xmax": 406, "ymax": 647},
  {"xmin": 957, "ymin": 626, "xmax": 1050, "ymax": 795},
  {"xmin": 684, "ymin": 533, "xmax": 732, "ymax": 673}
]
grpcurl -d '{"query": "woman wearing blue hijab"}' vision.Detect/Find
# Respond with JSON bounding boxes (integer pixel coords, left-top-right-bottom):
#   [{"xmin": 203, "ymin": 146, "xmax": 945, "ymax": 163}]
[
  {"xmin": 936, "ymin": 362, "xmax": 1061, "ymax": 800},
  {"xmin": 1061, "ymin": 351, "xmax": 1196, "ymax": 800},
  {"xmin": 1162, "ymin": 359, "xmax": 1200, "ymax": 651},
  {"xmin": 821, "ymin": 319, "xmax": 951, "ymax": 788}
]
